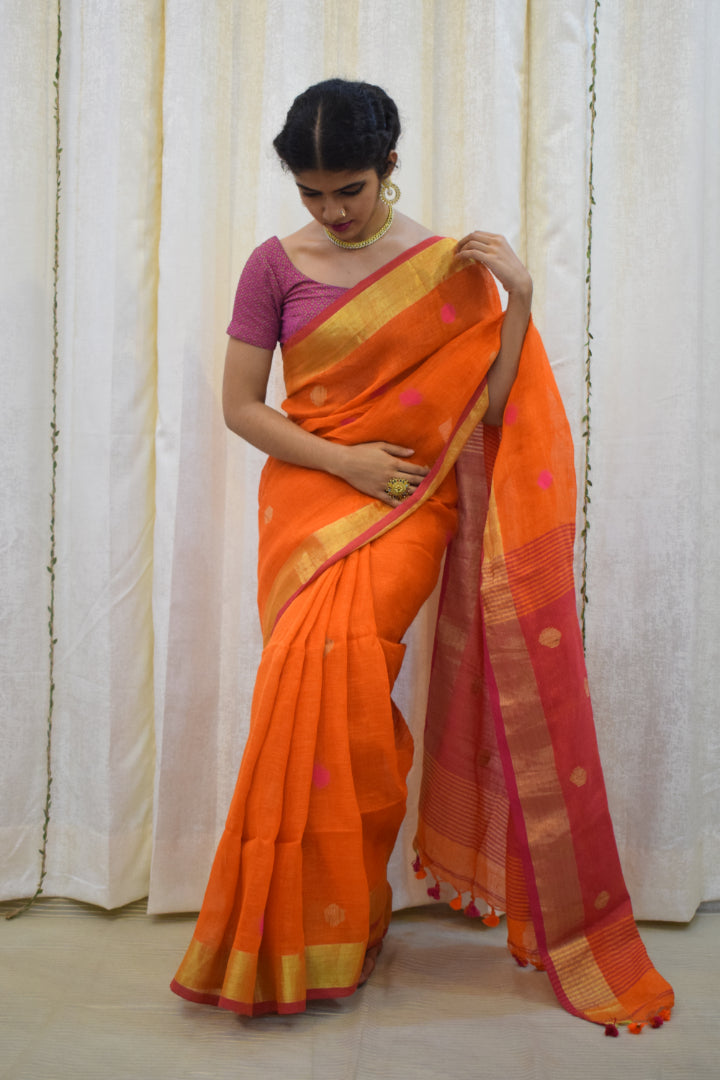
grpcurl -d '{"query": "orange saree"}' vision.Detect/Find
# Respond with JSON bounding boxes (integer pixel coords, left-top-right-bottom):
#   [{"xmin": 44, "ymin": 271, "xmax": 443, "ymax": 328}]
[{"xmin": 171, "ymin": 237, "xmax": 673, "ymax": 1029}]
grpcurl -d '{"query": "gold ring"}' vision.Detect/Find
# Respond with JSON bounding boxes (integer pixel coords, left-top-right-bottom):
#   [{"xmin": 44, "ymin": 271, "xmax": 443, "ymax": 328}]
[{"xmin": 385, "ymin": 477, "xmax": 412, "ymax": 500}]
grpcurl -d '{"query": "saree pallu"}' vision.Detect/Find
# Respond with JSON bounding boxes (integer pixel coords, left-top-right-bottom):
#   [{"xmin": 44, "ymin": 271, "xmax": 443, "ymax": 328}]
[{"xmin": 171, "ymin": 237, "xmax": 673, "ymax": 1028}]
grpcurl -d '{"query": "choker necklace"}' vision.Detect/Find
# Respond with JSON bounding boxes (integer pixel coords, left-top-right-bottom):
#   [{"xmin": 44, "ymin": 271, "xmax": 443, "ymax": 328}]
[{"xmin": 324, "ymin": 204, "xmax": 393, "ymax": 250}]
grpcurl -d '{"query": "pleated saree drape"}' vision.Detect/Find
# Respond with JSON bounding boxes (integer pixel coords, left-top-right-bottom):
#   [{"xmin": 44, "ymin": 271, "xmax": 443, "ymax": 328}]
[{"xmin": 171, "ymin": 238, "xmax": 672, "ymax": 1027}]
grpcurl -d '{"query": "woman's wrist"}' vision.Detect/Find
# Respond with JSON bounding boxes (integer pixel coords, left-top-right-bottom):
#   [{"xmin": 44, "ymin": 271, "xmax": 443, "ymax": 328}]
[
  {"xmin": 321, "ymin": 440, "xmax": 350, "ymax": 479},
  {"xmin": 507, "ymin": 272, "xmax": 533, "ymax": 308}
]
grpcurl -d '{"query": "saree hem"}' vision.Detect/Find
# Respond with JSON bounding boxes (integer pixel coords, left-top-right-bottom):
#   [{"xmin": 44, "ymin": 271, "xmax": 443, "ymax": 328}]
[{"xmin": 170, "ymin": 978, "xmax": 360, "ymax": 1017}]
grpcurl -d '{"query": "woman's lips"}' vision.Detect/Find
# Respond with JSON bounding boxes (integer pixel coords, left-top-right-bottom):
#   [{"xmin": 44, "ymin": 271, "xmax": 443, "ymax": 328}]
[{"xmin": 328, "ymin": 220, "xmax": 354, "ymax": 233}]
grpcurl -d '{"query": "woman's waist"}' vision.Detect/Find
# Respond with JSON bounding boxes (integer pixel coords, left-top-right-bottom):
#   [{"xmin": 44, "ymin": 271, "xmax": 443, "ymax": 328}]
[{"xmin": 256, "ymin": 455, "xmax": 458, "ymax": 596}]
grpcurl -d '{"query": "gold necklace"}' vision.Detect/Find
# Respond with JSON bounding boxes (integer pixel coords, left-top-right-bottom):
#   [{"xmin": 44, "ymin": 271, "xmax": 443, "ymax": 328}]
[{"xmin": 324, "ymin": 204, "xmax": 393, "ymax": 250}]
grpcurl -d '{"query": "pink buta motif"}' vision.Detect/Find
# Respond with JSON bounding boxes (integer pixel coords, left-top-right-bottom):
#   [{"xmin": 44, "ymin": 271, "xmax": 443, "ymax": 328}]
[
  {"xmin": 440, "ymin": 303, "xmax": 456, "ymax": 323},
  {"xmin": 399, "ymin": 388, "xmax": 423, "ymax": 407},
  {"xmin": 312, "ymin": 763, "xmax": 331, "ymax": 789},
  {"xmin": 537, "ymin": 469, "xmax": 554, "ymax": 489}
]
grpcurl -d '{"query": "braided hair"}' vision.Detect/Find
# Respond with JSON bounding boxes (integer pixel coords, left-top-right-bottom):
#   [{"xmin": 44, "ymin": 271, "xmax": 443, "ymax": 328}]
[{"xmin": 273, "ymin": 79, "xmax": 401, "ymax": 178}]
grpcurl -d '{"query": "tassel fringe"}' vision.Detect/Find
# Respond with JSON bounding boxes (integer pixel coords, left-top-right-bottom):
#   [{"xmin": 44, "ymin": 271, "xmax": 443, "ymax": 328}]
[
  {"xmin": 410, "ymin": 854, "xmax": 673, "ymax": 1036},
  {"xmin": 604, "ymin": 1010, "xmax": 671, "ymax": 1037}
]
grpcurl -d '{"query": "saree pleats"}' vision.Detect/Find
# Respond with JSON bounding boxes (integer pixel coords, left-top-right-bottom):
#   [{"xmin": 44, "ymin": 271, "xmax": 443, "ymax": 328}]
[
  {"xmin": 172, "ymin": 493, "xmax": 456, "ymax": 1015},
  {"xmin": 172, "ymin": 238, "xmax": 673, "ymax": 1027}
]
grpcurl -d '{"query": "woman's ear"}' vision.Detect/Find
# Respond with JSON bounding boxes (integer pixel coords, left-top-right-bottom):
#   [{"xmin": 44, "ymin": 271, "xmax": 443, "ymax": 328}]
[{"xmin": 384, "ymin": 151, "xmax": 399, "ymax": 178}]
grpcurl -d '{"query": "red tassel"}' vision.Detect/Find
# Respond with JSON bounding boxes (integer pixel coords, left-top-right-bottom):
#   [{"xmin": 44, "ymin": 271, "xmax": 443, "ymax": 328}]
[
  {"xmin": 650, "ymin": 1015, "xmax": 664, "ymax": 1029},
  {"xmin": 412, "ymin": 855, "xmax": 422, "ymax": 873},
  {"xmin": 427, "ymin": 882, "xmax": 441, "ymax": 900},
  {"xmin": 513, "ymin": 954, "xmax": 529, "ymax": 968},
  {"xmin": 464, "ymin": 900, "xmax": 481, "ymax": 918},
  {"xmin": 628, "ymin": 1022, "xmax": 644, "ymax": 1035},
  {"xmin": 604, "ymin": 1024, "xmax": 619, "ymax": 1037},
  {"xmin": 449, "ymin": 894, "xmax": 463, "ymax": 911}
]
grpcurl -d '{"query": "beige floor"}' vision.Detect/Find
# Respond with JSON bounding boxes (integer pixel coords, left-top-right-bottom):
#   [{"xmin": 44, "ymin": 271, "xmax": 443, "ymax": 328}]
[{"xmin": 0, "ymin": 900, "xmax": 718, "ymax": 1080}]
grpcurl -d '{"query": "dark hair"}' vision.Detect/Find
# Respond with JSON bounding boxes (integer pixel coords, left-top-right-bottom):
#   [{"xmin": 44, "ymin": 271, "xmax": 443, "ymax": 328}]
[{"xmin": 273, "ymin": 78, "xmax": 401, "ymax": 178}]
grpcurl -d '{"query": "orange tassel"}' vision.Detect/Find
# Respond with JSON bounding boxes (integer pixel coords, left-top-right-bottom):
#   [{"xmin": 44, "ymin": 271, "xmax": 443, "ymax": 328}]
[
  {"xmin": 482, "ymin": 909, "xmax": 500, "ymax": 927},
  {"xmin": 659, "ymin": 1008, "xmax": 672, "ymax": 1022},
  {"xmin": 414, "ymin": 869, "xmax": 427, "ymax": 880},
  {"xmin": 628, "ymin": 1022, "xmax": 644, "ymax": 1035},
  {"xmin": 449, "ymin": 894, "xmax": 463, "ymax": 911}
]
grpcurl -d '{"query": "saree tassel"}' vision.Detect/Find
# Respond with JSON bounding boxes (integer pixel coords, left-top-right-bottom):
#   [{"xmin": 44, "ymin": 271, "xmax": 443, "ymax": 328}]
[
  {"xmin": 659, "ymin": 1008, "xmax": 672, "ymax": 1022},
  {"xmin": 464, "ymin": 900, "xmax": 481, "ymax": 919},
  {"xmin": 628, "ymin": 1023, "xmax": 645, "ymax": 1035},
  {"xmin": 449, "ymin": 893, "xmax": 464, "ymax": 911},
  {"xmin": 412, "ymin": 855, "xmax": 422, "ymax": 873},
  {"xmin": 650, "ymin": 1015, "xmax": 665, "ymax": 1029},
  {"xmin": 604, "ymin": 1024, "xmax": 620, "ymax": 1038},
  {"xmin": 427, "ymin": 881, "xmax": 441, "ymax": 900},
  {"xmin": 481, "ymin": 908, "xmax": 500, "ymax": 927},
  {"xmin": 512, "ymin": 953, "xmax": 530, "ymax": 968}
]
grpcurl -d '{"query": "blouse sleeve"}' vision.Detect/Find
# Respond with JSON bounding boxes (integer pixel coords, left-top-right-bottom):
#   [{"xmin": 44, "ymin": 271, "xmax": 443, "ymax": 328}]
[{"xmin": 226, "ymin": 241, "xmax": 283, "ymax": 349}]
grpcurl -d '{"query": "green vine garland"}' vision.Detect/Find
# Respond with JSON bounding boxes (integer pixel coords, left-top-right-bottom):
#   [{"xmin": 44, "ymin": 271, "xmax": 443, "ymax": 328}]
[
  {"xmin": 579, "ymin": 0, "xmax": 600, "ymax": 649},
  {"xmin": 7, "ymin": 1, "xmax": 62, "ymax": 920}
]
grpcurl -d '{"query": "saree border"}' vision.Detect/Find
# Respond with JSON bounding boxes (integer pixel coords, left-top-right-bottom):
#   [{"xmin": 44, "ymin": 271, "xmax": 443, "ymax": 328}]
[{"xmin": 282, "ymin": 237, "xmax": 459, "ymax": 394}]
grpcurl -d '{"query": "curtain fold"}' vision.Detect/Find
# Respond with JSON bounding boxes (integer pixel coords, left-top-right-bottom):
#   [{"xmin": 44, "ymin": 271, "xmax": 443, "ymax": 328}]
[
  {"xmin": 1, "ymin": 1, "xmax": 163, "ymax": 908},
  {"xmin": 585, "ymin": 0, "xmax": 720, "ymax": 919},
  {"xmin": 1, "ymin": 0, "xmax": 717, "ymax": 920},
  {"xmin": 0, "ymin": 4, "xmax": 61, "ymax": 902},
  {"xmin": 48, "ymin": 0, "xmax": 162, "ymax": 907}
]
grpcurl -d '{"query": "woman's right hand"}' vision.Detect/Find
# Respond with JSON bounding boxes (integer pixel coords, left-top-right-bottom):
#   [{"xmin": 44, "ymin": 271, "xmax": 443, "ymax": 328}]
[{"xmin": 333, "ymin": 442, "xmax": 430, "ymax": 506}]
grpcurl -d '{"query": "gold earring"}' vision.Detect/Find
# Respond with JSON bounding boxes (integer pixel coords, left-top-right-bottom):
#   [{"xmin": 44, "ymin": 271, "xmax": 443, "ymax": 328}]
[{"xmin": 380, "ymin": 178, "xmax": 400, "ymax": 206}]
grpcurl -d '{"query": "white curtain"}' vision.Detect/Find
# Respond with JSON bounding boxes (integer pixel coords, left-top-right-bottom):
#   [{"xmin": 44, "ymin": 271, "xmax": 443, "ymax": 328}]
[{"xmin": 1, "ymin": 0, "xmax": 718, "ymax": 922}]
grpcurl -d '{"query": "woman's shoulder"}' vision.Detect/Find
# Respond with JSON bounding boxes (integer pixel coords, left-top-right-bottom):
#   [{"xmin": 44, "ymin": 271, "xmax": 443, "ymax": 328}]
[
  {"xmin": 240, "ymin": 235, "xmax": 309, "ymax": 290},
  {"xmin": 391, "ymin": 212, "xmax": 435, "ymax": 246}
]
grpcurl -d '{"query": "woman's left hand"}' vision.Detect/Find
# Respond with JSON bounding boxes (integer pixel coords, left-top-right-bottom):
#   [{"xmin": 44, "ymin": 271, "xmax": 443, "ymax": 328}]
[{"xmin": 453, "ymin": 231, "xmax": 532, "ymax": 299}]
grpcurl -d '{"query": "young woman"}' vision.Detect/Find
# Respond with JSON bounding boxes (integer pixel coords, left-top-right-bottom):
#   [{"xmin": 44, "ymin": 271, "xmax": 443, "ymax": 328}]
[{"xmin": 171, "ymin": 79, "xmax": 672, "ymax": 1032}]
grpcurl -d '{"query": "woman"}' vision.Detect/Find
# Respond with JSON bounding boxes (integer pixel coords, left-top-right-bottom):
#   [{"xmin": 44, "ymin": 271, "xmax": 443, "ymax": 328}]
[{"xmin": 171, "ymin": 79, "xmax": 673, "ymax": 1032}]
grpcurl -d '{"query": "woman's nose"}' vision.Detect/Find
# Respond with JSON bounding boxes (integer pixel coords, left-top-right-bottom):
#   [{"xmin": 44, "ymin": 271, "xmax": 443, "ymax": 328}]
[{"xmin": 322, "ymin": 198, "xmax": 345, "ymax": 222}]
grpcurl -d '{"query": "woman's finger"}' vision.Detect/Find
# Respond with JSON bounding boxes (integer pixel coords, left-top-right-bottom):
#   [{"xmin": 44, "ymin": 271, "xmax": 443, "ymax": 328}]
[
  {"xmin": 381, "ymin": 443, "xmax": 415, "ymax": 456},
  {"xmin": 389, "ymin": 461, "xmax": 429, "ymax": 477}
]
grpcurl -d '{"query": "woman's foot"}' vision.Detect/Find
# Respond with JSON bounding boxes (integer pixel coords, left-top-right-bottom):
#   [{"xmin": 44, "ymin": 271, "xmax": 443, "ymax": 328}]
[{"xmin": 358, "ymin": 942, "xmax": 383, "ymax": 986}]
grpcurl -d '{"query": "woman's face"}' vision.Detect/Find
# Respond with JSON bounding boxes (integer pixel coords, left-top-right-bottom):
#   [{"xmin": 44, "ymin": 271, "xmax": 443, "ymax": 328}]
[{"xmin": 293, "ymin": 167, "xmax": 388, "ymax": 244}]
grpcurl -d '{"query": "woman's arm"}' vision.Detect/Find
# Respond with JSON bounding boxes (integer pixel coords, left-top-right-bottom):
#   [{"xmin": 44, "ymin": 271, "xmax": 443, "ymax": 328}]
[
  {"xmin": 453, "ymin": 232, "xmax": 533, "ymax": 426},
  {"xmin": 222, "ymin": 337, "xmax": 429, "ymax": 505}
]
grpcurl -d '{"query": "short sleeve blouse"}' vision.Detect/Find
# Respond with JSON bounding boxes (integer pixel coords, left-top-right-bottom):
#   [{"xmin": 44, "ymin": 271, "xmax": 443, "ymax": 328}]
[{"xmin": 226, "ymin": 237, "xmax": 348, "ymax": 348}]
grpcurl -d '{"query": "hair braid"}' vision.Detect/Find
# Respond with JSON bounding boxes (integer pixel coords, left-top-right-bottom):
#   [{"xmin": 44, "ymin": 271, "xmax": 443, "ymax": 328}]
[{"xmin": 273, "ymin": 78, "xmax": 401, "ymax": 178}]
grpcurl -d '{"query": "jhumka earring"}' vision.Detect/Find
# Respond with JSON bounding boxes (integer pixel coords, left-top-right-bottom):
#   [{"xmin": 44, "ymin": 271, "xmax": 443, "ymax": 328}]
[{"xmin": 380, "ymin": 177, "xmax": 401, "ymax": 206}]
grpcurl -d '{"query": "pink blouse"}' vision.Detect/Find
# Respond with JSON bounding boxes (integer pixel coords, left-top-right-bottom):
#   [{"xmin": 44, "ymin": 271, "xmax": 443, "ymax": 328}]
[{"xmin": 227, "ymin": 237, "xmax": 348, "ymax": 347}]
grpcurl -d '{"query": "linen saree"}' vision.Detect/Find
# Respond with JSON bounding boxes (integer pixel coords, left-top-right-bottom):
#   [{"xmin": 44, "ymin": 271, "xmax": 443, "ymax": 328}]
[{"xmin": 171, "ymin": 237, "xmax": 673, "ymax": 1029}]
